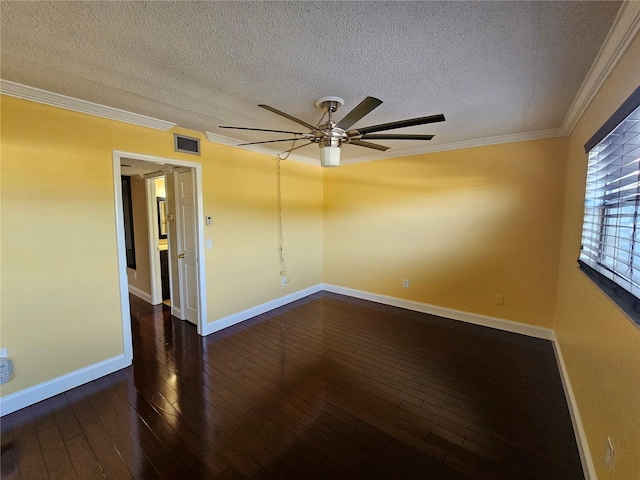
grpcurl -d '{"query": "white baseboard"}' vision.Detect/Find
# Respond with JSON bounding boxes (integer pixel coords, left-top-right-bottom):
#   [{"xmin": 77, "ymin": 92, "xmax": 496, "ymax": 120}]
[
  {"xmin": 551, "ymin": 333, "xmax": 595, "ymax": 480},
  {"xmin": 2, "ymin": 282, "xmax": 589, "ymax": 480},
  {"xmin": 321, "ymin": 284, "xmax": 593, "ymax": 475},
  {"xmin": 128, "ymin": 284, "xmax": 153, "ymax": 304},
  {"xmin": 172, "ymin": 305, "xmax": 181, "ymax": 318},
  {"xmin": 322, "ymin": 284, "xmax": 554, "ymax": 340},
  {"xmin": 202, "ymin": 284, "xmax": 323, "ymax": 336},
  {"xmin": 0, "ymin": 354, "xmax": 129, "ymax": 416}
]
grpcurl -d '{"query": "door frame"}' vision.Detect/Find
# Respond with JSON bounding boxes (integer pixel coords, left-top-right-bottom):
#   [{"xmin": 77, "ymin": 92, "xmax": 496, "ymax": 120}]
[
  {"xmin": 113, "ymin": 150, "xmax": 208, "ymax": 363},
  {"xmin": 146, "ymin": 173, "xmax": 166, "ymax": 306}
]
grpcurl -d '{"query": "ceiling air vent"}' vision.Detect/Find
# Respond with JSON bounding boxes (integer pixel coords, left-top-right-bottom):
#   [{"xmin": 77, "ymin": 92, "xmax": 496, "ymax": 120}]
[{"xmin": 174, "ymin": 134, "xmax": 200, "ymax": 155}]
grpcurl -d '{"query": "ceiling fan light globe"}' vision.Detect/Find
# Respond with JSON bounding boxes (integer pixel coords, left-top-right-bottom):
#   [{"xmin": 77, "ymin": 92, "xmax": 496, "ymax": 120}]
[{"xmin": 320, "ymin": 145, "xmax": 341, "ymax": 167}]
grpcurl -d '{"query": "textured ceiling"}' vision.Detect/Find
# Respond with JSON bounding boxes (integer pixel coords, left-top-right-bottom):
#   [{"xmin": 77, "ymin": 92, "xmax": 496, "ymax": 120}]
[{"xmin": 0, "ymin": 1, "xmax": 622, "ymax": 162}]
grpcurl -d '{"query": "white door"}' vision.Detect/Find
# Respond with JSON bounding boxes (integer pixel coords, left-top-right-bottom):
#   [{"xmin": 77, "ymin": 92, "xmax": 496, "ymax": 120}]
[{"xmin": 175, "ymin": 168, "xmax": 199, "ymax": 324}]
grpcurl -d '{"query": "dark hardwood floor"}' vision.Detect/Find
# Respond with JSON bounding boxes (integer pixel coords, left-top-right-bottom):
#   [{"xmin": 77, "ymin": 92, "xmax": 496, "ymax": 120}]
[{"xmin": 1, "ymin": 292, "xmax": 584, "ymax": 479}]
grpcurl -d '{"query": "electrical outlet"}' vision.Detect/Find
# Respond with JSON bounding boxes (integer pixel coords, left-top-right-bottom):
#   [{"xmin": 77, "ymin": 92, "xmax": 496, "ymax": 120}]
[
  {"xmin": 403, "ymin": 279, "xmax": 409, "ymax": 288},
  {"xmin": 495, "ymin": 295, "xmax": 504, "ymax": 305},
  {"xmin": 281, "ymin": 277, "xmax": 288, "ymax": 286},
  {"xmin": 605, "ymin": 437, "xmax": 615, "ymax": 474},
  {"xmin": 0, "ymin": 357, "xmax": 13, "ymax": 385},
  {"xmin": 0, "ymin": 348, "xmax": 6, "ymax": 358}
]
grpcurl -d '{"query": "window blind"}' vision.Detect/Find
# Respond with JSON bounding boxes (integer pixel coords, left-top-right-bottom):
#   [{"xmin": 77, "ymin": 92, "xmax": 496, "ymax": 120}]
[{"xmin": 580, "ymin": 101, "xmax": 640, "ymax": 300}]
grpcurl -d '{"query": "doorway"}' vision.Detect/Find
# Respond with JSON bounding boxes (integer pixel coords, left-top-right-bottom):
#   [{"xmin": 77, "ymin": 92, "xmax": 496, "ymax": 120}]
[
  {"xmin": 146, "ymin": 174, "xmax": 172, "ymax": 309},
  {"xmin": 112, "ymin": 150, "xmax": 208, "ymax": 364}
]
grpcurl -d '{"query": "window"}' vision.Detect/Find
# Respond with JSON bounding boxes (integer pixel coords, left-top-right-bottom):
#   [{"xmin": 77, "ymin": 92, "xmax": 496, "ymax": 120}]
[{"xmin": 579, "ymin": 86, "xmax": 640, "ymax": 326}]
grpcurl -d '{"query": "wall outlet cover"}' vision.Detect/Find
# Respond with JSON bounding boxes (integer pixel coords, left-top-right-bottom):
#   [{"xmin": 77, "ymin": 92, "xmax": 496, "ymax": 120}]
[{"xmin": 0, "ymin": 357, "xmax": 13, "ymax": 385}]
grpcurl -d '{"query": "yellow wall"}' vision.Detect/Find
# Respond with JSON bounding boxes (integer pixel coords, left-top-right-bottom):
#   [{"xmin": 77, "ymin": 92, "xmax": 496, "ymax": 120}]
[
  {"xmin": 554, "ymin": 32, "xmax": 640, "ymax": 479},
  {"xmin": 1, "ymin": 98, "xmax": 125, "ymax": 393},
  {"xmin": 203, "ymin": 147, "xmax": 323, "ymax": 320},
  {"xmin": 0, "ymin": 96, "xmax": 324, "ymax": 395},
  {"xmin": 155, "ymin": 177, "xmax": 166, "ymax": 198},
  {"xmin": 324, "ymin": 138, "xmax": 568, "ymax": 327}
]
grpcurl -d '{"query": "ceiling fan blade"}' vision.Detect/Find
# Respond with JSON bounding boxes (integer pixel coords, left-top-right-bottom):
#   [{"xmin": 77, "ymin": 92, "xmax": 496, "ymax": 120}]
[
  {"xmin": 348, "ymin": 139, "xmax": 390, "ymax": 151},
  {"xmin": 258, "ymin": 104, "xmax": 321, "ymax": 132},
  {"xmin": 238, "ymin": 138, "xmax": 301, "ymax": 146},
  {"xmin": 354, "ymin": 114, "xmax": 445, "ymax": 135},
  {"xmin": 361, "ymin": 134, "xmax": 434, "ymax": 140},
  {"xmin": 286, "ymin": 141, "xmax": 314, "ymax": 153},
  {"xmin": 219, "ymin": 125, "xmax": 305, "ymax": 135},
  {"xmin": 335, "ymin": 96, "xmax": 383, "ymax": 131}
]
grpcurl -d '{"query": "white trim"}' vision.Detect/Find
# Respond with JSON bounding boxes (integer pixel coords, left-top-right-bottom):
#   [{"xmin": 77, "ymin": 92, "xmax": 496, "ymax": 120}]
[
  {"xmin": 562, "ymin": 0, "xmax": 640, "ymax": 135},
  {"xmin": 172, "ymin": 305, "xmax": 181, "ymax": 318},
  {"xmin": 193, "ymin": 164, "xmax": 208, "ymax": 335},
  {"xmin": 340, "ymin": 128, "xmax": 567, "ymax": 166},
  {"xmin": 551, "ymin": 333, "xmax": 596, "ymax": 480},
  {"xmin": 1, "ymin": 80, "xmax": 176, "ymax": 131},
  {"xmin": 113, "ymin": 151, "xmax": 208, "ymax": 341},
  {"xmin": 201, "ymin": 283, "xmax": 553, "ymax": 339},
  {"xmin": 204, "ymin": 131, "xmax": 318, "ymax": 166},
  {"xmin": 146, "ymin": 174, "xmax": 163, "ymax": 305},
  {"xmin": 113, "ymin": 157, "xmax": 134, "ymax": 365},
  {"xmin": 0, "ymin": 355, "xmax": 127, "ymax": 416},
  {"xmin": 205, "ymin": 128, "xmax": 567, "ymax": 167},
  {"xmin": 322, "ymin": 284, "xmax": 554, "ymax": 340},
  {"xmin": 128, "ymin": 284, "xmax": 153, "ymax": 304},
  {"xmin": 202, "ymin": 284, "xmax": 323, "ymax": 336}
]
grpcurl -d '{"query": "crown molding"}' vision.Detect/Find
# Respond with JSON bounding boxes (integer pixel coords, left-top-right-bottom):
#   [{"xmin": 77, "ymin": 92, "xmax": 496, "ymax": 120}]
[
  {"xmin": 205, "ymin": 127, "xmax": 567, "ymax": 167},
  {"xmin": 205, "ymin": 131, "xmax": 319, "ymax": 166},
  {"xmin": 0, "ymin": 79, "xmax": 177, "ymax": 131},
  {"xmin": 340, "ymin": 128, "xmax": 567, "ymax": 166},
  {"xmin": 562, "ymin": 0, "xmax": 640, "ymax": 135},
  {"xmin": 7, "ymin": 0, "xmax": 636, "ymax": 170}
]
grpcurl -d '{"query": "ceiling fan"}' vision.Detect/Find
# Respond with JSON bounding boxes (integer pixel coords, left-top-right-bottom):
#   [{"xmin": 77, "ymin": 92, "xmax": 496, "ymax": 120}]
[{"xmin": 220, "ymin": 96, "xmax": 445, "ymax": 167}]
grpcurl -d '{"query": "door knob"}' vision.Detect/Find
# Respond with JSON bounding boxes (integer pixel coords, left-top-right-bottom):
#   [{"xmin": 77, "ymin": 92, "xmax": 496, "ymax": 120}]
[{"xmin": 178, "ymin": 253, "xmax": 185, "ymax": 259}]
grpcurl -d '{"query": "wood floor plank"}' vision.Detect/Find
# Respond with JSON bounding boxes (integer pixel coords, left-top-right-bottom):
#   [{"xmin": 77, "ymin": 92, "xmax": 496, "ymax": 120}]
[
  {"xmin": 37, "ymin": 423, "xmax": 76, "ymax": 480},
  {"xmin": 12, "ymin": 419, "xmax": 49, "ymax": 480},
  {"xmin": 65, "ymin": 390, "xmax": 134, "ymax": 479},
  {"xmin": 64, "ymin": 434, "xmax": 105, "ymax": 480}
]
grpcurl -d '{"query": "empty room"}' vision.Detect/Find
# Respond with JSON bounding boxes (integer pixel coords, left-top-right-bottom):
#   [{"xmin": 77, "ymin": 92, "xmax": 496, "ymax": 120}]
[{"xmin": 1, "ymin": 2, "xmax": 639, "ymax": 479}]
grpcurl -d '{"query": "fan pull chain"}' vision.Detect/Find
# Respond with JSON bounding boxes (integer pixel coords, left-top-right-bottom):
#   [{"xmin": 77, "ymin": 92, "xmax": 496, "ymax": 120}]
[
  {"xmin": 278, "ymin": 136, "xmax": 298, "ymax": 160},
  {"xmin": 277, "ymin": 156, "xmax": 287, "ymax": 277}
]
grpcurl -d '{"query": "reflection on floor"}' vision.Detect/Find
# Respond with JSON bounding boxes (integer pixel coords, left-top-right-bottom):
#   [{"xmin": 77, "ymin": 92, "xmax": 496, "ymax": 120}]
[{"xmin": 0, "ymin": 291, "xmax": 584, "ymax": 479}]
